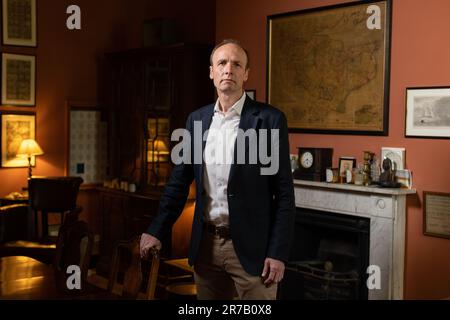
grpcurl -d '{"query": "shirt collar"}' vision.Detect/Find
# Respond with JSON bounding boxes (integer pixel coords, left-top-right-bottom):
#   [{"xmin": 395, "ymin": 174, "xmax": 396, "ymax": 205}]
[{"xmin": 214, "ymin": 92, "xmax": 246, "ymax": 116}]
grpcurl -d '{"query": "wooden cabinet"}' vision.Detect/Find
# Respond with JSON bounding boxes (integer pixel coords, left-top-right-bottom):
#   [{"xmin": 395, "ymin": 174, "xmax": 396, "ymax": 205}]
[
  {"xmin": 97, "ymin": 44, "xmax": 213, "ymax": 274},
  {"xmin": 105, "ymin": 43, "xmax": 214, "ymax": 192},
  {"xmin": 98, "ymin": 189, "xmax": 129, "ymax": 258}
]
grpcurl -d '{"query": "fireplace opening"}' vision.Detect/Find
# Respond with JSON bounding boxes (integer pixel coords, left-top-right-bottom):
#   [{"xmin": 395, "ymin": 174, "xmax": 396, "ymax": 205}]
[{"xmin": 279, "ymin": 208, "xmax": 370, "ymax": 300}]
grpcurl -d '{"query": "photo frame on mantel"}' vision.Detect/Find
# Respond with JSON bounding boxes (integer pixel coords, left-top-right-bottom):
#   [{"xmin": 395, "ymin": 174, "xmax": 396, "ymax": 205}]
[
  {"xmin": 2, "ymin": 0, "xmax": 37, "ymax": 47},
  {"xmin": 267, "ymin": 0, "xmax": 391, "ymax": 135}
]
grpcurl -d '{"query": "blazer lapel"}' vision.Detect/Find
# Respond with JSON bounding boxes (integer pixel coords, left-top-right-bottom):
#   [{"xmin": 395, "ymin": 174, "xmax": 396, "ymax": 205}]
[
  {"xmin": 200, "ymin": 106, "xmax": 214, "ymax": 152},
  {"xmin": 196, "ymin": 105, "xmax": 214, "ymax": 191},
  {"xmin": 228, "ymin": 97, "xmax": 261, "ymax": 186}
]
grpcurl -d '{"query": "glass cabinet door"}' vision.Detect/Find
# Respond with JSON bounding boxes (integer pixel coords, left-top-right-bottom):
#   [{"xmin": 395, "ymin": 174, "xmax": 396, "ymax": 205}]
[
  {"xmin": 146, "ymin": 117, "xmax": 170, "ymax": 187},
  {"xmin": 144, "ymin": 57, "xmax": 172, "ymax": 188},
  {"xmin": 144, "ymin": 59, "xmax": 171, "ymax": 111}
]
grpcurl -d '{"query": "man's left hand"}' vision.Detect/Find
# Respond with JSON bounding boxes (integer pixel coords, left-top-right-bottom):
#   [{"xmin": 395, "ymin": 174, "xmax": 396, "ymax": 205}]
[{"xmin": 261, "ymin": 258, "xmax": 285, "ymax": 287}]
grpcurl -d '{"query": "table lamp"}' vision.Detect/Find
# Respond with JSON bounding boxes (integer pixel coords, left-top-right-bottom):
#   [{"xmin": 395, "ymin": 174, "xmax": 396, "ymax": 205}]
[
  {"xmin": 148, "ymin": 137, "xmax": 169, "ymax": 186},
  {"xmin": 16, "ymin": 139, "xmax": 44, "ymax": 179}
]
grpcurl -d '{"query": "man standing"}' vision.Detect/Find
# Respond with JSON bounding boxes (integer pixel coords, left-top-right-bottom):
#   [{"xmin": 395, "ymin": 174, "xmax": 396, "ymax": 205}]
[{"xmin": 140, "ymin": 39, "xmax": 295, "ymax": 299}]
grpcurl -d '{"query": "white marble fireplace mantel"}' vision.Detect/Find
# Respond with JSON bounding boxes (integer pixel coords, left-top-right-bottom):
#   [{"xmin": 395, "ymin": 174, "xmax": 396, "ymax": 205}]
[{"xmin": 293, "ymin": 179, "xmax": 416, "ymax": 300}]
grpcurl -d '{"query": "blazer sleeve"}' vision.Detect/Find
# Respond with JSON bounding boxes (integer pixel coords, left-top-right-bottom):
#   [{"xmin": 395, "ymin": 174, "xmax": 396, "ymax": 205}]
[
  {"xmin": 146, "ymin": 113, "xmax": 195, "ymax": 241},
  {"xmin": 266, "ymin": 111, "xmax": 296, "ymax": 262}
]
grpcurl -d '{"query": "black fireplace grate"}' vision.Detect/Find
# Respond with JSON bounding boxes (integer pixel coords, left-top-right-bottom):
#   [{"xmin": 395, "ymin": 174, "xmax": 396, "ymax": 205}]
[{"xmin": 287, "ymin": 261, "xmax": 360, "ymax": 300}]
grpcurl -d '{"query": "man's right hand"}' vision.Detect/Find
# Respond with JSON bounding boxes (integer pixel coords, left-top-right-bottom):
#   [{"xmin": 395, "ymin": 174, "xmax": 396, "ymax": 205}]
[{"xmin": 140, "ymin": 233, "xmax": 162, "ymax": 259}]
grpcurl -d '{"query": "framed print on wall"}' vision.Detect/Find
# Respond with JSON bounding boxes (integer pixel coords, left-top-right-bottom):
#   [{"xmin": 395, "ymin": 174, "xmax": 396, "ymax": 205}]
[
  {"xmin": 423, "ymin": 191, "xmax": 450, "ymax": 239},
  {"xmin": 267, "ymin": 0, "xmax": 391, "ymax": 135},
  {"xmin": 405, "ymin": 87, "xmax": 450, "ymax": 138},
  {"xmin": 2, "ymin": 0, "xmax": 37, "ymax": 47},
  {"xmin": 1, "ymin": 53, "xmax": 36, "ymax": 106},
  {"xmin": 1, "ymin": 112, "xmax": 36, "ymax": 167}
]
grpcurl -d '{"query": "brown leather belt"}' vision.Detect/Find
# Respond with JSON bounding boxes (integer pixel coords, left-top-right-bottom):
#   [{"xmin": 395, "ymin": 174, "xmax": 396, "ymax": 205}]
[{"xmin": 204, "ymin": 223, "xmax": 231, "ymax": 239}]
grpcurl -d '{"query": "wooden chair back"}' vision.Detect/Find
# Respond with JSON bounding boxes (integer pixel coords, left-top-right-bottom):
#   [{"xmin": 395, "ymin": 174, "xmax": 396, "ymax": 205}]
[
  {"xmin": 108, "ymin": 236, "xmax": 160, "ymax": 299},
  {"xmin": 28, "ymin": 176, "xmax": 83, "ymax": 239},
  {"xmin": 53, "ymin": 210, "xmax": 93, "ymax": 293}
]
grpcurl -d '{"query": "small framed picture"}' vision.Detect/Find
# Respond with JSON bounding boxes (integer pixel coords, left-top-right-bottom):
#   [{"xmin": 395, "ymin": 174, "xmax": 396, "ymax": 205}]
[
  {"xmin": 381, "ymin": 147, "xmax": 405, "ymax": 171},
  {"xmin": 423, "ymin": 191, "xmax": 450, "ymax": 239},
  {"xmin": 405, "ymin": 87, "xmax": 450, "ymax": 138},
  {"xmin": 395, "ymin": 169, "xmax": 413, "ymax": 189},
  {"xmin": 2, "ymin": 0, "xmax": 37, "ymax": 47},
  {"xmin": 338, "ymin": 157, "xmax": 356, "ymax": 177},
  {"xmin": 1, "ymin": 112, "xmax": 36, "ymax": 167},
  {"xmin": 246, "ymin": 90, "xmax": 256, "ymax": 100},
  {"xmin": 1, "ymin": 53, "xmax": 36, "ymax": 106}
]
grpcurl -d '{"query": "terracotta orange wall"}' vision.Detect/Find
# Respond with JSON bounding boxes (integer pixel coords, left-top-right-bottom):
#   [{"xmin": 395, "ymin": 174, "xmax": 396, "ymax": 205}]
[
  {"xmin": 0, "ymin": 0, "xmax": 148, "ymax": 194},
  {"xmin": 0, "ymin": 0, "xmax": 215, "ymax": 196},
  {"xmin": 216, "ymin": 0, "xmax": 450, "ymax": 299}
]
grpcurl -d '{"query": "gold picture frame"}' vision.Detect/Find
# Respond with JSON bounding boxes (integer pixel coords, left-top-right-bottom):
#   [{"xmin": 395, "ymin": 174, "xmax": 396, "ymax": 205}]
[
  {"xmin": 1, "ymin": 112, "xmax": 36, "ymax": 167},
  {"xmin": 423, "ymin": 191, "xmax": 450, "ymax": 239},
  {"xmin": 2, "ymin": 0, "xmax": 37, "ymax": 47},
  {"xmin": 1, "ymin": 53, "xmax": 36, "ymax": 106},
  {"xmin": 267, "ymin": 0, "xmax": 391, "ymax": 135},
  {"xmin": 338, "ymin": 157, "xmax": 356, "ymax": 177}
]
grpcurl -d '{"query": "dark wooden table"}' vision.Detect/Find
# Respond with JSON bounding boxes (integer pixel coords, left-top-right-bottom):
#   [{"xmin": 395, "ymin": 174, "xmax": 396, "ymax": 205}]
[
  {"xmin": 0, "ymin": 256, "xmax": 59, "ymax": 299},
  {"xmin": 0, "ymin": 194, "xmax": 29, "ymax": 207},
  {"xmin": 0, "ymin": 256, "xmax": 130, "ymax": 300},
  {"xmin": 163, "ymin": 258, "xmax": 193, "ymax": 273}
]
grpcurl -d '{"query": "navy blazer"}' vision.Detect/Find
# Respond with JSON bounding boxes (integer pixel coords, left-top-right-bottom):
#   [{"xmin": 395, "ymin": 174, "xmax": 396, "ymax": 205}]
[{"xmin": 147, "ymin": 96, "xmax": 295, "ymax": 276}]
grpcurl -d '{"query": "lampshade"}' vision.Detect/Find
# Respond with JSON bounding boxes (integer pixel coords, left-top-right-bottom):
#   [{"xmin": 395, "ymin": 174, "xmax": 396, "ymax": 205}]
[
  {"xmin": 16, "ymin": 139, "xmax": 44, "ymax": 157},
  {"xmin": 148, "ymin": 137, "xmax": 169, "ymax": 162},
  {"xmin": 153, "ymin": 138, "xmax": 169, "ymax": 153}
]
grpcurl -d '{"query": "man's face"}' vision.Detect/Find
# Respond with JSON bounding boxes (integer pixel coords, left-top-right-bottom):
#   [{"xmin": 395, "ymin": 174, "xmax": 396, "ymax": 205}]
[{"xmin": 209, "ymin": 43, "xmax": 249, "ymax": 95}]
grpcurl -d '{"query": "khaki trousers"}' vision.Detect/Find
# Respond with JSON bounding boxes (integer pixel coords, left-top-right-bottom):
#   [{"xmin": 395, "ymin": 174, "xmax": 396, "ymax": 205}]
[{"xmin": 193, "ymin": 231, "xmax": 277, "ymax": 300}]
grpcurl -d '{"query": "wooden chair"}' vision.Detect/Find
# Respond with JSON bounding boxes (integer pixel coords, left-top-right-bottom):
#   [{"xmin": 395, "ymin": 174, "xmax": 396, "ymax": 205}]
[
  {"xmin": 0, "ymin": 206, "xmax": 83, "ymax": 264},
  {"xmin": 107, "ymin": 236, "xmax": 160, "ymax": 299},
  {"xmin": 53, "ymin": 210, "xmax": 93, "ymax": 294},
  {"xmin": 28, "ymin": 176, "xmax": 83, "ymax": 240}
]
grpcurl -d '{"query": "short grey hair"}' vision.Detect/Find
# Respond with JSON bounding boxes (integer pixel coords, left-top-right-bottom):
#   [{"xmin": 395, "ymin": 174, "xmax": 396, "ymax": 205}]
[{"xmin": 209, "ymin": 39, "xmax": 250, "ymax": 70}]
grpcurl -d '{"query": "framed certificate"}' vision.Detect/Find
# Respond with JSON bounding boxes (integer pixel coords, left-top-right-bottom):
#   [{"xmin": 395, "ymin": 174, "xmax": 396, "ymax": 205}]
[{"xmin": 423, "ymin": 191, "xmax": 450, "ymax": 239}]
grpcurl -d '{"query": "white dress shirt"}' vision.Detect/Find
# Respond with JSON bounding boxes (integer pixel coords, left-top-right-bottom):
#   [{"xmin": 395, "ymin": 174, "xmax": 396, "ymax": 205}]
[{"xmin": 203, "ymin": 92, "xmax": 246, "ymax": 226}]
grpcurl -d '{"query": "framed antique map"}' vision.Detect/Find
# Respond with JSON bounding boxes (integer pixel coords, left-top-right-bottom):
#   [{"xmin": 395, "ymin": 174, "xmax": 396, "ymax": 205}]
[
  {"xmin": 1, "ymin": 112, "xmax": 36, "ymax": 167},
  {"xmin": 267, "ymin": 0, "xmax": 391, "ymax": 135}
]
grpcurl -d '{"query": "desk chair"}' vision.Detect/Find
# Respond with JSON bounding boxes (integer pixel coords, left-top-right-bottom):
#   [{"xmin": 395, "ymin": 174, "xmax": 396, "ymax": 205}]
[
  {"xmin": 107, "ymin": 236, "xmax": 160, "ymax": 299},
  {"xmin": 28, "ymin": 176, "xmax": 83, "ymax": 240}
]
